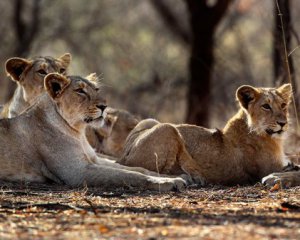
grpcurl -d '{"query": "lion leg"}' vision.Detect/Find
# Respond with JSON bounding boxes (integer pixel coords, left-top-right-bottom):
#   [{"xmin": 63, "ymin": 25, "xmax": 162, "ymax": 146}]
[
  {"xmin": 95, "ymin": 156, "xmax": 170, "ymax": 177},
  {"xmin": 68, "ymin": 163, "xmax": 187, "ymax": 192},
  {"xmin": 176, "ymin": 148, "xmax": 207, "ymax": 186},
  {"xmin": 120, "ymin": 122, "xmax": 206, "ymax": 185},
  {"xmin": 119, "ymin": 123, "xmax": 187, "ymax": 175}
]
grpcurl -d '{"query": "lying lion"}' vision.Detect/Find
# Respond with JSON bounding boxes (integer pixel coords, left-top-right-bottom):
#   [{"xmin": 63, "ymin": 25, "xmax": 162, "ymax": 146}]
[
  {"xmin": 2, "ymin": 63, "xmax": 135, "ymax": 158},
  {"xmin": 1, "ymin": 53, "xmax": 71, "ymax": 118},
  {"xmin": 0, "ymin": 73, "xmax": 185, "ymax": 191},
  {"xmin": 118, "ymin": 84, "xmax": 293, "ymax": 186},
  {"xmin": 86, "ymin": 107, "xmax": 139, "ymax": 157}
]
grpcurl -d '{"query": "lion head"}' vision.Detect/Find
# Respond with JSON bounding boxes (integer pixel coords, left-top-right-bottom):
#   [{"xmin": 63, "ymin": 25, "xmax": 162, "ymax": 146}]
[
  {"xmin": 236, "ymin": 83, "xmax": 292, "ymax": 137},
  {"xmin": 44, "ymin": 73, "xmax": 107, "ymax": 132},
  {"xmin": 5, "ymin": 53, "xmax": 71, "ymax": 105},
  {"xmin": 93, "ymin": 108, "xmax": 139, "ymax": 156}
]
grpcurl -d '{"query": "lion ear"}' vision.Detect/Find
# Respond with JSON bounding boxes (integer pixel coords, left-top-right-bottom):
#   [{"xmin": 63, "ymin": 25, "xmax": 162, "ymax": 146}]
[
  {"xmin": 129, "ymin": 118, "xmax": 139, "ymax": 130},
  {"xmin": 86, "ymin": 73, "xmax": 97, "ymax": 82},
  {"xmin": 57, "ymin": 53, "xmax": 72, "ymax": 68},
  {"xmin": 44, "ymin": 73, "xmax": 71, "ymax": 99},
  {"xmin": 277, "ymin": 83, "xmax": 292, "ymax": 102},
  {"xmin": 236, "ymin": 85, "xmax": 259, "ymax": 109},
  {"xmin": 86, "ymin": 72, "xmax": 101, "ymax": 87},
  {"xmin": 5, "ymin": 57, "xmax": 32, "ymax": 82}
]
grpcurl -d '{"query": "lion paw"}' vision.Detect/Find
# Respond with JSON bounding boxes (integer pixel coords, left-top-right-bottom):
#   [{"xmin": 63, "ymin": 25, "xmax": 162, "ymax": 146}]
[
  {"xmin": 147, "ymin": 176, "xmax": 186, "ymax": 192},
  {"xmin": 262, "ymin": 172, "xmax": 293, "ymax": 188},
  {"xmin": 179, "ymin": 174, "xmax": 206, "ymax": 186}
]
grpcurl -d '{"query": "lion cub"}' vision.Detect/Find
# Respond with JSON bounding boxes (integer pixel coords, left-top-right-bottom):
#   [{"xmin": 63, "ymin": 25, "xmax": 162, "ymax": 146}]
[
  {"xmin": 0, "ymin": 73, "xmax": 185, "ymax": 191},
  {"xmin": 86, "ymin": 107, "xmax": 139, "ymax": 157},
  {"xmin": 118, "ymin": 84, "xmax": 293, "ymax": 185},
  {"xmin": 1, "ymin": 53, "xmax": 71, "ymax": 118}
]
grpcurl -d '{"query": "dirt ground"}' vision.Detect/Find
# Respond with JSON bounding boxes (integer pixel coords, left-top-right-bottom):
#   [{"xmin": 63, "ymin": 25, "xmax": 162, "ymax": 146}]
[{"xmin": 0, "ymin": 182, "xmax": 299, "ymax": 240}]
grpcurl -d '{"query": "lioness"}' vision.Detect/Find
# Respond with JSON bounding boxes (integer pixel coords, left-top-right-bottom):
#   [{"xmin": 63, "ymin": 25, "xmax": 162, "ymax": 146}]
[
  {"xmin": 118, "ymin": 84, "xmax": 292, "ymax": 185},
  {"xmin": 0, "ymin": 73, "xmax": 185, "ymax": 191},
  {"xmin": 86, "ymin": 107, "xmax": 139, "ymax": 157},
  {"xmin": 1, "ymin": 53, "xmax": 71, "ymax": 118}
]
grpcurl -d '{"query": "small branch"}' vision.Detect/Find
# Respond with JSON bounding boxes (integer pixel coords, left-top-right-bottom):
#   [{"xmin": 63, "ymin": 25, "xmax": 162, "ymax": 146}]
[{"xmin": 288, "ymin": 45, "xmax": 300, "ymax": 57}]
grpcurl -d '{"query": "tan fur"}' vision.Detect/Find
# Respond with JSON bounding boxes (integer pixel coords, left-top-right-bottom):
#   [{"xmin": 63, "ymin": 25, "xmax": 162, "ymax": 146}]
[
  {"xmin": 0, "ymin": 73, "xmax": 186, "ymax": 191},
  {"xmin": 86, "ymin": 108, "xmax": 139, "ymax": 157},
  {"xmin": 1, "ymin": 53, "xmax": 71, "ymax": 118},
  {"xmin": 118, "ymin": 84, "xmax": 293, "ymax": 186}
]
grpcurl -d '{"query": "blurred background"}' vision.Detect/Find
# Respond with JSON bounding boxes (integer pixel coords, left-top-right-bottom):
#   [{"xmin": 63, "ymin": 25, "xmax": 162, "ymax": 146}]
[{"xmin": 0, "ymin": 0, "xmax": 299, "ymax": 151}]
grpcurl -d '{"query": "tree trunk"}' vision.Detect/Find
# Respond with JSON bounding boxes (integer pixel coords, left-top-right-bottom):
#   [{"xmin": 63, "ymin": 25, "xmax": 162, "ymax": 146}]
[
  {"xmin": 273, "ymin": 0, "xmax": 300, "ymax": 130},
  {"xmin": 273, "ymin": 0, "xmax": 299, "ymax": 110},
  {"xmin": 273, "ymin": 0, "xmax": 293, "ymax": 84},
  {"xmin": 185, "ymin": 0, "xmax": 232, "ymax": 126},
  {"xmin": 5, "ymin": 0, "xmax": 41, "ymax": 102}
]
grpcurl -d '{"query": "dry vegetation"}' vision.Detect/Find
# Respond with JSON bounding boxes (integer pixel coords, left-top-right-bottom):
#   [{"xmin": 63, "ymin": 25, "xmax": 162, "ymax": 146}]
[{"xmin": 0, "ymin": 182, "xmax": 299, "ymax": 239}]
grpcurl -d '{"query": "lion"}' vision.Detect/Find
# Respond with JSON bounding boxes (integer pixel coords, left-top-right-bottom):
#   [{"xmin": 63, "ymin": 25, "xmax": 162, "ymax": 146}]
[
  {"xmin": 1, "ymin": 53, "xmax": 71, "ymax": 118},
  {"xmin": 0, "ymin": 73, "xmax": 186, "ymax": 191},
  {"xmin": 86, "ymin": 107, "xmax": 139, "ymax": 157},
  {"xmin": 118, "ymin": 84, "xmax": 293, "ymax": 186}
]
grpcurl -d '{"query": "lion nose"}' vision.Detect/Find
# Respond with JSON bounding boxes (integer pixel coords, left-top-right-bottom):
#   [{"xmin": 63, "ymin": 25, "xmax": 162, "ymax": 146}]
[
  {"xmin": 96, "ymin": 104, "xmax": 107, "ymax": 112},
  {"xmin": 277, "ymin": 121, "xmax": 286, "ymax": 127}
]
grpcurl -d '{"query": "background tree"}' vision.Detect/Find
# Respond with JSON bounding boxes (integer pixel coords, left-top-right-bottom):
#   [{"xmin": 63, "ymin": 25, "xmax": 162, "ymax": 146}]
[
  {"xmin": 273, "ymin": 0, "xmax": 299, "ymax": 112},
  {"xmin": 0, "ymin": 0, "xmax": 299, "ymax": 143},
  {"xmin": 5, "ymin": 0, "xmax": 42, "ymax": 101},
  {"xmin": 185, "ymin": 0, "xmax": 232, "ymax": 126},
  {"xmin": 150, "ymin": 0, "xmax": 232, "ymax": 126}
]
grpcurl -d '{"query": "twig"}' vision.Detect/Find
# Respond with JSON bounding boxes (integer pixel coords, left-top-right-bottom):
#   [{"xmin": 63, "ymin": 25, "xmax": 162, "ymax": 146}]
[
  {"xmin": 83, "ymin": 198, "xmax": 98, "ymax": 216},
  {"xmin": 275, "ymin": 0, "xmax": 300, "ymax": 133},
  {"xmin": 288, "ymin": 45, "xmax": 300, "ymax": 57}
]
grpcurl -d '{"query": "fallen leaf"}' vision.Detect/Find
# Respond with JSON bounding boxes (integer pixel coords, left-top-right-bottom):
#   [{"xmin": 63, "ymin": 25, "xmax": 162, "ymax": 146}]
[
  {"xmin": 161, "ymin": 229, "xmax": 168, "ymax": 236},
  {"xmin": 98, "ymin": 225, "xmax": 110, "ymax": 234},
  {"xmin": 270, "ymin": 183, "xmax": 280, "ymax": 192}
]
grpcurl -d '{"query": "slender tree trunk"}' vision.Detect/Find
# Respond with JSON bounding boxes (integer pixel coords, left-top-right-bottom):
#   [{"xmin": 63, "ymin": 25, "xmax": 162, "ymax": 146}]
[
  {"xmin": 5, "ymin": 0, "xmax": 41, "ymax": 102},
  {"xmin": 185, "ymin": 0, "xmax": 232, "ymax": 126},
  {"xmin": 273, "ymin": 0, "xmax": 293, "ymax": 85},
  {"xmin": 273, "ymin": 0, "xmax": 299, "ymax": 110},
  {"xmin": 273, "ymin": 0, "xmax": 300, "ymax": 132}
]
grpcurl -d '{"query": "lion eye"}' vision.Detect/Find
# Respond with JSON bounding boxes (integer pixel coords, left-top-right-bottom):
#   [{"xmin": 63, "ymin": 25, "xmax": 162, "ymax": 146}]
[
  {"xmin": 262, "ymin": 104, "xmax": 272, "ymax": 110},
  {"xmin": 59, "ymin": 68, "xmax": 66, "ymax": 74},
  {"xmin": 281, "ymin": 103, "xmax": 287, "ymax": 109},
  {"xmin": 75, "ymin": 88, "xmax": 86, "ymax": 95},
  {"xmin": 37, "ymin": 69, "xmax": 47, "ymax": 76}
]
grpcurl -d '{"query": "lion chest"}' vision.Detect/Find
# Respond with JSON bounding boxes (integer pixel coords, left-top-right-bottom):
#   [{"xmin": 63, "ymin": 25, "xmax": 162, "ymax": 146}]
[{"xmin": 241, "ymin": 139, "xmax": 284, "ymax": 179}]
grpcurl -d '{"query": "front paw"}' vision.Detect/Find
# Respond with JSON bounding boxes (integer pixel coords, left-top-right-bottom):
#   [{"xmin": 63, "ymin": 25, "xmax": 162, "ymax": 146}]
[
  {"xmin": 179, "ymin": 174, "xmax": 206, "ymax": 186},
  {"xmin": 148, "ymin": 176, "xmax": 187, "ymax": 192},
  {"xmin": 262, "ymin": 172, "xmax": 293, "ymax": 188}
]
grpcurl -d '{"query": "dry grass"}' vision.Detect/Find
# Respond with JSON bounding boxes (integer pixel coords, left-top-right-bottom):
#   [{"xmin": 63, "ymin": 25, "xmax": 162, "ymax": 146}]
[{"xmin": 0, "ymin": 182, "xmax": 299, "ymax": 239}]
